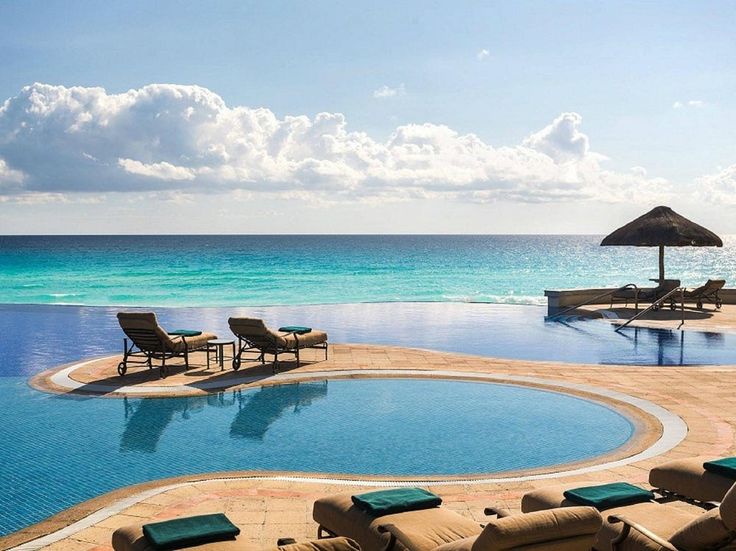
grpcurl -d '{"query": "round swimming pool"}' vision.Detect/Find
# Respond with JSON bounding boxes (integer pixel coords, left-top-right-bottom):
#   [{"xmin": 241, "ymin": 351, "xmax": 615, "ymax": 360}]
[{"xmin": 0, "ymin": 377, "xmax": 634, "ymax": 535}]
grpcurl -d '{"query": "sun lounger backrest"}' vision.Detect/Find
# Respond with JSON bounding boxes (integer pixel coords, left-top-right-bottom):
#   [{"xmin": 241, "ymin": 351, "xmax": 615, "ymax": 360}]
[
  {"xmin": 228, "ymin": 317, "xmax": 287, "ymax": 348},
  {"xmin": 471, "ymin": 507, "xmax": 601, "ymax": 551},
  {"xmin": 700, "ymin": 279, "xmax": 726, "ymax": 293},
  {"xmin": 117, "ymin": 312, "xmax": 176, "ymax": 352},
  {"xmin": 668, "ymin": 484, "xmax": 736, "ymax": 549}
]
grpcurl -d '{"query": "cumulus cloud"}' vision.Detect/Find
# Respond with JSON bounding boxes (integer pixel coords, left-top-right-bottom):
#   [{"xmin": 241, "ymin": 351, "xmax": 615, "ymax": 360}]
[
  {"xmin": 373, "ymin": 84, "xmax": 406, "ymax": 99},
  {"xmin": 0, "ymin": 158, "xmax": 25, "ymax": 189},
  {"xmin": 673, "ymin": 100, "xmax": 705, "ymax": 109},
  {"xmin": 696, "ymin": 164, "xmax": 736, "ymax": 205},
  {"xmin": 118, "ymin": 158, "xmax": 196, "ymax": 180},
  {"xmin": 476, "ymin": 48, "xmax": 490, "ymax": 61},
  {"xmin": 0, "ymin": 82, "xmax": 671, "ymax": 204}
]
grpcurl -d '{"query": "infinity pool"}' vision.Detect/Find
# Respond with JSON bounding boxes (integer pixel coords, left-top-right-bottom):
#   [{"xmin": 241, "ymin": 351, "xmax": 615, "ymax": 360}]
[{"xmin": 1, "ymin": 302, "xmax": 736, "ymax": 377}]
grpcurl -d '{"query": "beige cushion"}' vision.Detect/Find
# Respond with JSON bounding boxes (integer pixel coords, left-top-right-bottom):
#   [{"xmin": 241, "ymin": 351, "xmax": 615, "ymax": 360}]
[
  {"xmin": 229, "ymin": 317, "xmax": 327, "ymax": 350},
  {"xmin": 434, "ymin": 537, "xmax": 475, "ymax": 551},
  {"xmin": 276, "ymin": 538, "xmax": 362, "ymax": 551},
  {"xmin": 470, "ymin": 507, "xmax": 601, "ymax": 551},
  {"xmin": 112, "ymin": 523, "xmax": 252, "ymax": 551},
  {"xmin": 649, "ymin": 457, "xmax": 735, "ymax": 503},
  {"xmin": 280, "ymin": 330, "xmax": 328, "ymax": 349},
  {"xmin": 720, "ymin": 482, "xmax": 736, "ymax": 530},
  {"xmin": 669, "ymin": 508, "xmax": 733, "ymax": 551},
  {"xmin": 117, "ymin": 312, "xmax": 216, "ymax": 353},
  {"xmin": 113, "ymin": 523, "xmax": 360, "ymax": 551},
  {"xmin": 520, "ymin": 485, "xmax": 699, "ymax": 551},
  {"xmin": 312, "ymin": 493, "xmax": 481, "ymax": 551},
  {"xmin": 600, "ymin": 502, "xmax": 697, "ymax": 551},
  {"xmin": 520, "ymin": 485, "xmax": 577, "ymax": 513}
]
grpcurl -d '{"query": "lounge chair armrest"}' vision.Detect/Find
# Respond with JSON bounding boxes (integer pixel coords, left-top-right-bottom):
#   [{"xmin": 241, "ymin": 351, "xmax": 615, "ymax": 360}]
[
  {"xmin": 483, "ymin": 506, "xmax": 513, "ymax": 518},
  {"xmin": 608, "ymin": 514, "xmax": 680, "ymax": 551}
]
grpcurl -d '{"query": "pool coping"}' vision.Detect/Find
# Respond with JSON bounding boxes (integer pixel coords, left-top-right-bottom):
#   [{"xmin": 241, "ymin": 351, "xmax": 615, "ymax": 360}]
[{"xmin": 7, "ymin": 359, "xmax": 686, "ymax": 551}]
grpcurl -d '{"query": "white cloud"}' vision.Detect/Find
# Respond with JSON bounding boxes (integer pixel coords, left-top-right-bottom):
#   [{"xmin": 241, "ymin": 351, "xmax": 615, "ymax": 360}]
[
  {"xmin": 118, "ymin": 158, "xmax": 196, "ymax": 180},
  {"xmin": 476, "ymin": 48, "xmax": 490, "ymax": 61},
  {"xmin": 0, "ymin": 82, "xmax": 672, "ymax": 205},
  {"xmin": 522, "ymin": 112, "xmax": 590, "ymax": 163},
  {"xmin": 673, "ymin": 100, "xmax": 705, "ymax": 109},
  {"xmin": 373, "ymin": 84, "xmax": 406, "ymax": 99},
  {"xmin": 696, "ymin": 164, "xmax": 736, "ymax": 205}
]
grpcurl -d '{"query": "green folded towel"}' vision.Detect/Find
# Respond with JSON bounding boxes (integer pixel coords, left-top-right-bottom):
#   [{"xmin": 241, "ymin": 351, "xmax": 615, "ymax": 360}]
[
  {"xmin": 142, "ymin": 513, "xmax": 240, "ymax": 550},
  {"xmin": 168, "ymin": 329, "xmax": 202, "ymax": 337},
  {"xmin": 278, "ymin": 326, "xmax": 312, "ymax": 334},
  {"xmin": 564, "ymin": 482, "xmax": 654, "ymax": 510},
  {"xmin": 704, "ymin": 457, "xmax": 736, "ymax": 479},
  {"xmin": 352, "ymin": 488, "xmax": 442, "ymax": 516}
]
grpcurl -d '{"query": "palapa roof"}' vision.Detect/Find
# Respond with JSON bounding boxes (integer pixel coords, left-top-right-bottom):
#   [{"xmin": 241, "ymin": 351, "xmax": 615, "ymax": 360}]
[{"xmin": 601, "ymin": 206, "xmax": 722, "ymax": 248}]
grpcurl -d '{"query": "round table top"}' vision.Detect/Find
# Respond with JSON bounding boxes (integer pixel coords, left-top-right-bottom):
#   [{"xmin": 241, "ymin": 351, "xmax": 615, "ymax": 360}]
[{"xmin": 207, "ymin": 338, "xmax": 235, "ymax": 345}]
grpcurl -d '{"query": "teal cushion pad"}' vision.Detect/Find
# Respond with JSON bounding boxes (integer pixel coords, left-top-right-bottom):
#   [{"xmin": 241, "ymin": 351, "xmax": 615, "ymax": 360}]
[
  {"xmin": 704, "ymin": 457, "xmax": 736, "ymax": 479},
  {"xmin": 168, "ymin": 329, "xmax": 202, "ymax": 337},
  {"xmin": 563, "ymin": 482, "xmax": 654, "ymax": 510},
  {"xmin": 142, "ymin": 513, "xmax": 240, "ymax": 550},
  {"xmin": 278, "ymin": 326, "xmax": 312, "ymax": 334},
  {"xmin": 352, "ymin": 488, "xmax": 442, "ymax": 516}
]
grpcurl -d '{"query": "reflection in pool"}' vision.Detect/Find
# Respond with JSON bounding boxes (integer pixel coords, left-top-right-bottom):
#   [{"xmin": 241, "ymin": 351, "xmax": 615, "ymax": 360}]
[{"xmin": 0, "ymin": 378, "xmax": 633, "ymax": 535}]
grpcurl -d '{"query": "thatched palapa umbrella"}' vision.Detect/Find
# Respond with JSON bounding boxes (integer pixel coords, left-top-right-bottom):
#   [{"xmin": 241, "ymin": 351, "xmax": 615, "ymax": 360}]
[{"xmin": 601, "ymin": 206, "xmax": 722, "ymax": 282}]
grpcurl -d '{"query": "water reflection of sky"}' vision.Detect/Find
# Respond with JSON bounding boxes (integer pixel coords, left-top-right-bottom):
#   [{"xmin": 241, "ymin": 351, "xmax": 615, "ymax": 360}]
[{"xmin": 1, "ymin": 302, "xmax": 735, "ymax": 378}]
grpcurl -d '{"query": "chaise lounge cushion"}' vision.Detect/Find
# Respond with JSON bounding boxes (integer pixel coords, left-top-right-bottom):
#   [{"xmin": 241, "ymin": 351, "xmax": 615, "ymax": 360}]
[
  {"xmin": 313, "ymin": 493, "xmax": 481, "ymax": 551},
  {"xmin": 117, "ymin": 312, "xmax": 216, "ymax": 353},
  {"xmin": 279, "ymin": 330, "xmax": 328, "ymax": 349},
  {"xmin": 521, "ymin": 484, "xmax": 698, "ymax": 551},
  {"xmin": 470, "ymin": 507, "xmax": 601, "ymax": 551},
  {"xmin": 649, "ymin": 456, "xmax": 735, "ymax": 503},
  {"xmin": 229, "ymin": 317, "xmax": 327, "ymax": 350},
  {"xmin": 668, "ymin": 508, "xmax": 734, "ymax": 551},
  {"xmin": 113, "ymin": 523, "xmax": 360, "ymax": 551}
]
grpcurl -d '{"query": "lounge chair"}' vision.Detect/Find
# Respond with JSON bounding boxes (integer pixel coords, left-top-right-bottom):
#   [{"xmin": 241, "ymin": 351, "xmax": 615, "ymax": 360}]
[
  {"xmin": 113, "ymin": 519, "xmax": 360, "ymax": 551},
  {"xmin": 610, "ymin": 284, "xmax": 643, "ymax": 309},
  {"xmin": 640, "ymin": 279, "xmax": 681, "ymax": 305},
  {"xmin": 312, "ymin": 491, "xmax": 601, "ymax": 551},
  {"xmin": 649, "ymin": 456, "xmax": 735, "ymax": 505},
  {"xmin": 521, "ymin": 481, "xmax": 736, "ymax": 551},
  {"xmin": 228, "ymin": 317, "xmax": 328, "ymax": 371},
  {"xmin": 117, "ymin": 312, "xmax": 217, "ymax": 378},
  {"xmin": 681, "ymin": 279, "xmax": 725, "ymax": 310}
]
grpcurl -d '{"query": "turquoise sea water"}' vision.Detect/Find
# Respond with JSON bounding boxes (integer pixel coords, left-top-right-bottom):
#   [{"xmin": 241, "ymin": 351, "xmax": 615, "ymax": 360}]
[{"xmin": 1, "ymin": 235, "xmax": 734, "ymax": 306}]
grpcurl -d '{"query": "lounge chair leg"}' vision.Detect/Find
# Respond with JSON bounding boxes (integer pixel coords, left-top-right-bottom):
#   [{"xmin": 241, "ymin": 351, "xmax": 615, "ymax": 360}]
[
  {"xmin": 161, "ymin": 355, "xmax": 166, "ymax": 379},
  {"xmin": 296, "ymin": 348, "xmax": 300, "ymax": 367}
]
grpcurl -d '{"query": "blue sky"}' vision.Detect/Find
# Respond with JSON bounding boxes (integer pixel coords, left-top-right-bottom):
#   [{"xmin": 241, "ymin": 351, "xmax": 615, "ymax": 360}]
[{"xmin": 0, "ymin": 1, "xmax": 734, "ymax": 233}]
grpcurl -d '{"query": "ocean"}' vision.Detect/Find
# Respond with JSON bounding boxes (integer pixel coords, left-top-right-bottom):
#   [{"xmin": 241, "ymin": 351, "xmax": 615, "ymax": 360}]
[{"xmin": 0, "ymin": 234, "xmax": 734, "ymax": 307}]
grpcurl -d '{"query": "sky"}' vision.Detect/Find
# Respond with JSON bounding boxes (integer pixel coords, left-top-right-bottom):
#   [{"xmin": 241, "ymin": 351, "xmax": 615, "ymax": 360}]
[{"xmin": 0, "ymin": 0, "xmax": 734, "ymax": 234}]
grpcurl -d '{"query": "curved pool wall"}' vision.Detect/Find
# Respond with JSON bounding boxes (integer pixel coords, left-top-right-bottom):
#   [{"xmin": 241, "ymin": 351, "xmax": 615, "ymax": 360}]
[
  {"xmin": 2, "ymin": 302, "xmax": 736, "ymax": 377},
  {"xmin": 0, "ymin": 378, "xmax": 634, "ymax": 535}
]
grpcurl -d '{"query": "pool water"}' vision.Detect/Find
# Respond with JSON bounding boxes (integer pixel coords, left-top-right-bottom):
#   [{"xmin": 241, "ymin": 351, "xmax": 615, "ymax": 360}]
[
  {"xmin": 0, "ymin": 378, "xmax": 633, "ymax": 535},
  {"xmin": 0, "ymin": 301, "xmax": 726, "ymax": 535}
]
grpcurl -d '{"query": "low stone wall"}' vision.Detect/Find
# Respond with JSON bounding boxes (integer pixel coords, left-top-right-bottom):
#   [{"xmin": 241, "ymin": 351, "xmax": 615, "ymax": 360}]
[{"xmin": 545, "ymin": 287, "xmax": 736, "ymax": 315}]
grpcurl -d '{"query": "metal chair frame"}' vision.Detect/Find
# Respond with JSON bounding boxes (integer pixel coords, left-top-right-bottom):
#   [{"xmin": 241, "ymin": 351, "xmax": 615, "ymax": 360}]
[{"xmin": 118, "ymin": 329, "xmax": 191, "ymax": 378}]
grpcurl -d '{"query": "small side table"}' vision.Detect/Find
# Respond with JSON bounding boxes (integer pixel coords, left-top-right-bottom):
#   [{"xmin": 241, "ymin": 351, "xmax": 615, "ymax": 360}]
[{"xmin": 207, "ymin": 339, "xmax": 235, "ymax": 371}]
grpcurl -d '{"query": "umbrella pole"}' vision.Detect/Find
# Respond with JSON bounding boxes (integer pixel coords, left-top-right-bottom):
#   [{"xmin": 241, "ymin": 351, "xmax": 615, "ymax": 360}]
[{"xmin": 658, "ymin": 245, "xmax": 665, "ymax": 282}]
